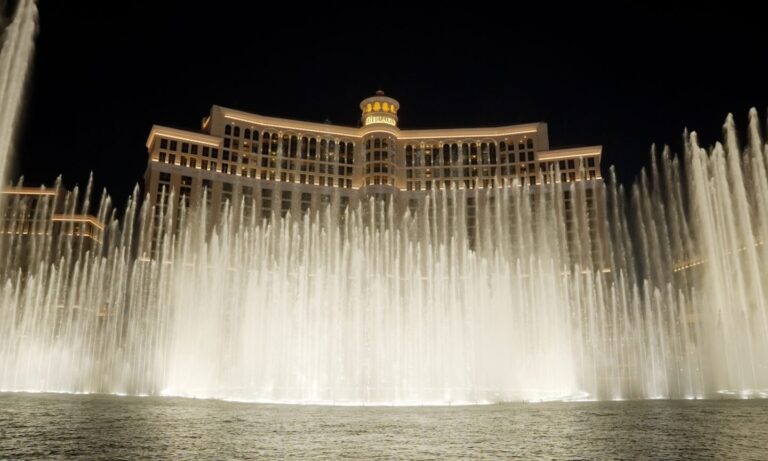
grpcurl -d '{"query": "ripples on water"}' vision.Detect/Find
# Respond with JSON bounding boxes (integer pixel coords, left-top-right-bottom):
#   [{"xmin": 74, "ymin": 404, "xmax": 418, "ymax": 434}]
[{"xmin": 2, "ymin": 394, "xmax": 768, "ymax": 459}]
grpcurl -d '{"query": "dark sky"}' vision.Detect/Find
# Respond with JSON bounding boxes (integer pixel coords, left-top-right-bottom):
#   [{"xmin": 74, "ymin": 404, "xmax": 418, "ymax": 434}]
[{"xmin": 8, "ymin": 2, "xmax": 767, "ymax": 206}]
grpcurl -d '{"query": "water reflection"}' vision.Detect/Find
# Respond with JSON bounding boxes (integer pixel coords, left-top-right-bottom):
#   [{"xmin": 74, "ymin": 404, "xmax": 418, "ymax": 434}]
[{"xmin": 2, "ymin": 394, "xmax": 767, "ymax": 459}]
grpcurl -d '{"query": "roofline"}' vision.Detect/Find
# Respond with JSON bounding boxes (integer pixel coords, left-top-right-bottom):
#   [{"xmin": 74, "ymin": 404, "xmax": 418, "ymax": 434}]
[
  {"xmin": 397, "ymin": 124, "xmax": 543, "ymax": 140},
  {"xmin": 2, "ymin": 187, "xmax": 57, "ymax": 196},
  {"xmin": 214, "ymin": 105, "xmax": 545, "ymax": 140},
  {"xmin": 51, "ymin": 214, "xmax": 105, "ymax": 230},
  {"xmin": 146, "ymin": 125, "xmax": 222, "ymax": 149},
  {"xmin": 215, "ymin": 106, "xmax": 361, "ymax": 137},
  {"xmin": 538, "ymin": 146, "xmax": 603, "ymax": 160}
]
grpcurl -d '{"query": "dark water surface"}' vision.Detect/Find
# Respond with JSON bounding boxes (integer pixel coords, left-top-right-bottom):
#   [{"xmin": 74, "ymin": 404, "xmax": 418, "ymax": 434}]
[{"xmin": 2, "ymin": 393, "xmax": 768, "ymax": 459}]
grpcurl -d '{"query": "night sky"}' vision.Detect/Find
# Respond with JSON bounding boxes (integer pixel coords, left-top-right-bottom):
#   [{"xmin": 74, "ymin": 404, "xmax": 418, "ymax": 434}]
[{"xmin": 7, "ymin": 2, "xmax": 767, "ymax": 207}]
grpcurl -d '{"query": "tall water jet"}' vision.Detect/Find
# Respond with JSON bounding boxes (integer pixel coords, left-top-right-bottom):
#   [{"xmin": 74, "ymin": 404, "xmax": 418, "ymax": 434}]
[
  {"xmin": 0, "ymin": 0, "xmax": 37, "ymax": 184},
  {"xmin": 0, "ymin": 111, "xmax": 766, "ymax": 404}
]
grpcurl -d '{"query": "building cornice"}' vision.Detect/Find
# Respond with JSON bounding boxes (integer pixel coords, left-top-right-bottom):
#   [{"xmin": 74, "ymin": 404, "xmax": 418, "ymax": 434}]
[
  {"xmin": 216, "ymin": 106, "xmax": 361, "ymax": 138},
  {"xmin": 215, "ymin": 106, "xmax": 545, "ymax": 141},
  {"xmin": 538, "ymin": 146, "xmax": 603, "ymax": 160},
  {"xmin": 146, "ymin": 125, "xmax": 222, "ymax": 149},
  {"xmin": 397, "ymin": 124, "xmax": 542, "ymax": 141}
]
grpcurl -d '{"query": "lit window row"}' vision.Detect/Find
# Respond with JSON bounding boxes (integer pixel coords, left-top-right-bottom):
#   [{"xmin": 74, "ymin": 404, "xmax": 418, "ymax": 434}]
[{"xmin": 363, "ymin": 101, "xmax": 398, "ymax": 114}]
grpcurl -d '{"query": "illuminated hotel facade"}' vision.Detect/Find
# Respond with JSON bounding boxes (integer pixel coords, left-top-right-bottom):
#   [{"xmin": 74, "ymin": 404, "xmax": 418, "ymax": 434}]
[{"xmin": 144, "ymin": 91, "xmax": 604, "ymax": 259}]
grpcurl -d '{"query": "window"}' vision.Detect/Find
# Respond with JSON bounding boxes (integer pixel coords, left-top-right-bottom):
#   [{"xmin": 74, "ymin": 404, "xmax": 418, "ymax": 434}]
[
  {"xmin": 225, "ymin": 125, "xmax": 232, "ymax": 135},
  {"xmin": 346, "ymin": 143, "xmax": 354, "ymax": 161},
  {"xmin": 281, "ymin": 191, "xmax": 292, "ymax": 212},
  {"xmin": 203, "ymin": 146, "xmax": 210, "ymax": 157},
  {"xmin": 169, "ymin": 140, "xmax": 178, "ymax": 151},
  {"xmin": 191, "ymin": 145, "xmax": 198, "ymax": 155},
  {"xmin": 275, "ymin": 135, "xmax": 286, "ymax": 157},
  {"xmin": 233, "ymin": 126, "xmax": 240, "ymax": 137},
  {"xmin": 181, "ymin": 142, "xmax": 189, "ymax": 153},
  {"xmin": 244, "ymin": 128, "xmax": 251, "ymax": 139},
  {"xmin": 160, "ymin": 139, "xmax": 168, "ymax": 149}
]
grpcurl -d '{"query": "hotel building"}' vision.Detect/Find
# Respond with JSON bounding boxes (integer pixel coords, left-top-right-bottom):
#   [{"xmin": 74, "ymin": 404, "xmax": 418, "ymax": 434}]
[
  {"xmin": 0, "ymin": 186, "xmax": 105, "ymax": 273},
  {"xmin": 144, "ymin": 91, "xmax": 604, "ymax": 261}
]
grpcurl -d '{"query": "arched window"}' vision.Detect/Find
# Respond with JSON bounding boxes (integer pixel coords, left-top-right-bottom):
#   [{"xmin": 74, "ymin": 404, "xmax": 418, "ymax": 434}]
[
  {"xmin": 374, "ymin": 138, "xmax": 381, "ymax": 148},
  {"xmin": 252, "ymin": 130, "xmax": 259, "ymax": 141},
  {"xmin": 365, "ymin": 139, "xmax": 371, "ymax": 149},
  {"xmin": 225, "ymin": 125, "xmax": 232, "ymax": 135},
  {"xmin": 262, "ymin": 131, "xmax": 271, "ymax": 155},
  {"xmin": 290, "ymin": 136, "xmax": 298, "ymax": 156},
  {"xmin": 244, "ymin": 128, "xmax": 251, "ymax": 139},
  {"xmin": 233, "ymin": 126, "xmax": 241, "ymax": 137},
  {"xmin": 526, "ymin": 138, "xmax": 534, "ymax": 149},
  {"xmin": 499, "ymin": 141, "xmax": 506, "ymax": 151},
  {"xmin": 339, "ymin": 142, "xmax": 346, "ymax": 155},
  {"xmin": 282, "ymin": 135, "xmax": 290, "ymax": 155},
  {"xmin": 489, "ymin": 143, "xmax": 497, "ymax": 163}
]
